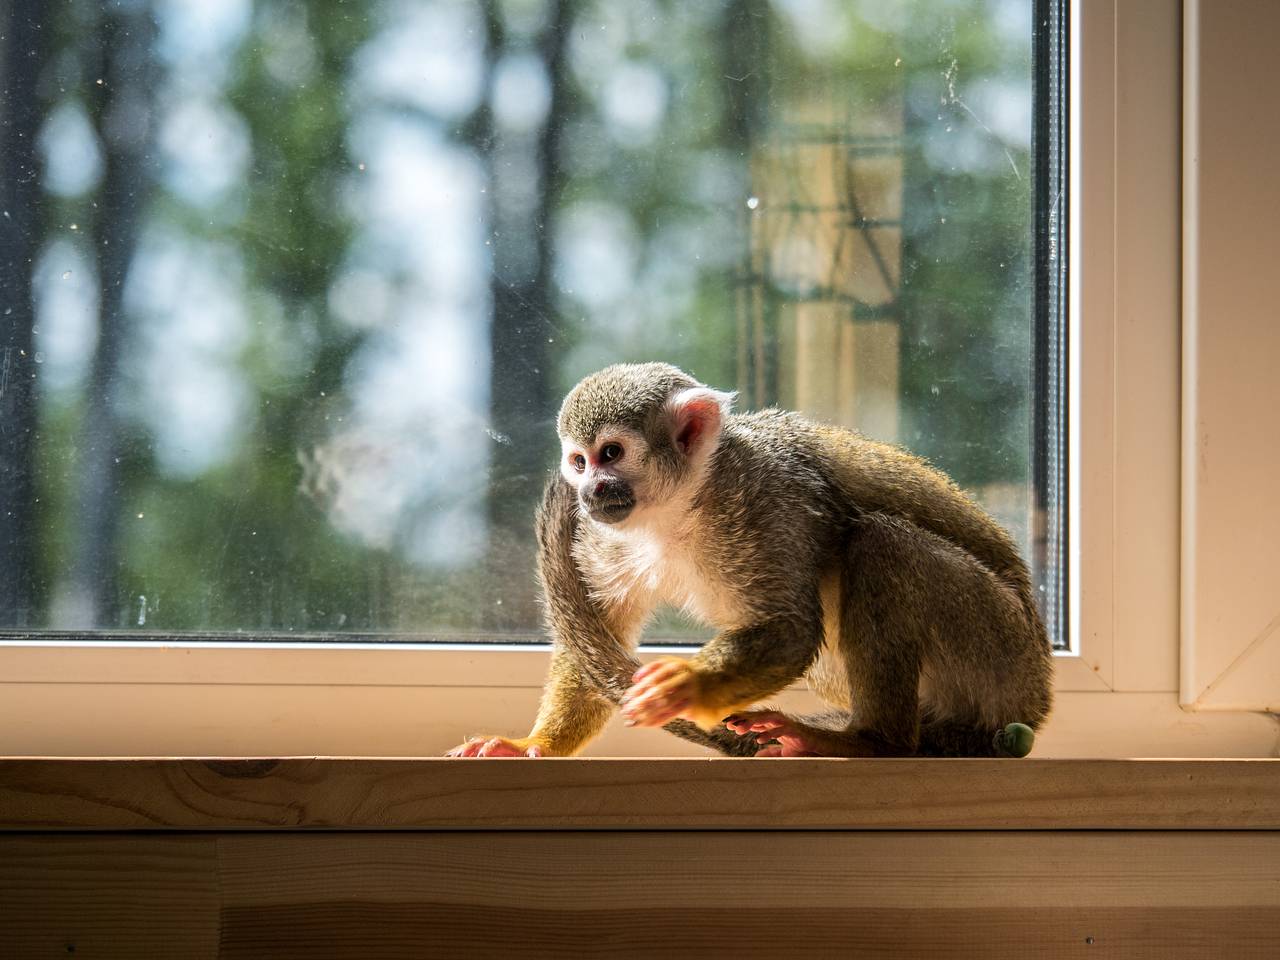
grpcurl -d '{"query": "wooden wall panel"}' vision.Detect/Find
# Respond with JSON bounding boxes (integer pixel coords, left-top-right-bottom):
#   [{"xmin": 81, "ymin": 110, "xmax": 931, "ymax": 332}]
[
  {"xmin": 0, "ymin": 835, "xmax": 219, "ymax": 959},
  {"xmin": 2, "ymin": 832, "xmax": 1278, "ymax": 959}
]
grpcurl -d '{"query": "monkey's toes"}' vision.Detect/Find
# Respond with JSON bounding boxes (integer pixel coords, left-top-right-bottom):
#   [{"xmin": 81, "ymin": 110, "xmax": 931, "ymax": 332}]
[
  {"xmin": 724, "ymin": 710, "xmax": 789, "ymax": 735},
  {"xmin": 445, "ymin": 736, "xmax": 541, "ymax": 758},
  {"xmin": 631, "ymin": 658, "xmax": 687, "ymax": 685},
  {"xmin": 622, "ymin": 690, "xmax": 692, "ymax": 727},
  {"xmin": 476, "ymin": 737, "xmax": 535, "ymax": 757},
  {"xmin": 444, "ymin": 737, "xmax": 485, "ymax": 758},
  {"xmin": 622, "ymin": 658, "xmax": 697, "ymax": 727},
  {"xmin": 725, "ymin": 710, "xmax": 827, "ymax": 756}
]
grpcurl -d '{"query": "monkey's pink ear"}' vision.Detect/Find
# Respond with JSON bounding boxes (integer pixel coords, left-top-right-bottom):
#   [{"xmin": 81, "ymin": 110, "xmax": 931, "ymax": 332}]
[{"xmin": 668, "ymin": 387, "xmax": 734, "ymax": 456}]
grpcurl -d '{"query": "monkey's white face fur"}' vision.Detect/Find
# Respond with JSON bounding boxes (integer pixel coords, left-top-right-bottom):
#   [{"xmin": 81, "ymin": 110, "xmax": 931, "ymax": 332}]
[{"xmin": 559, "ymin": 386, "xmax": 734, "ymax": 531}]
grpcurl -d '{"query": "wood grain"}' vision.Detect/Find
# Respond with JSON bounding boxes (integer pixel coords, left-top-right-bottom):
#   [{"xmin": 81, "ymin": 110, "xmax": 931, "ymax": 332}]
[
  {"xmin": 214, "ymin": 832, "xmax": 1280, "ymax": 910},
  {"xmin": 3, "ymin": 832, "xmax": 1278, "ymax": 959},
  {"xmin": 0, "ymin": 835, "xmax": 219, "ymax": 959},
  {"xmin": 2, "ymin": 757, "xmax": 1279, "ymax": 830},
  {"xmin": 218, "ymin": 903, "xmax": 1280, "ymax": 959}
]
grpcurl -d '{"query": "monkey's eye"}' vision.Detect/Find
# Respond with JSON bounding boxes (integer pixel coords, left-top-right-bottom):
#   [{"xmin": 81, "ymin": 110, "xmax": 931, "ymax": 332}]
[
  {"xmin": 599, "ymin": 443, "xmax": 623, "ymax": 463},
  {"xmin": 570, "ymin": 453, "xmax": 586, "ymax": 473}
]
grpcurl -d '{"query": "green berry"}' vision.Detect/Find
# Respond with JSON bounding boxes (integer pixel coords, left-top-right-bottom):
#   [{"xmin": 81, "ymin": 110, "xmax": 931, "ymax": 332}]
[{"xmin": 994, "ymin": 722, "xmax": 1035, "ymax": 758}]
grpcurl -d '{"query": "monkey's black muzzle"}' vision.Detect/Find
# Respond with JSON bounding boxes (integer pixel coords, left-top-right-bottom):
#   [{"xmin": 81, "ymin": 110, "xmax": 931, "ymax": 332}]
[{"xmin": 582, "ymin": 479, "xmax": 636, "ymax": 524}]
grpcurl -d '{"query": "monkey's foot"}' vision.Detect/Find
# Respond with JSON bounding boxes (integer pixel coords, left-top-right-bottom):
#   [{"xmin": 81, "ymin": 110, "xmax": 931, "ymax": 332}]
[
  {"xmin": 724, "ymin": 710, "xmax": 863, "ymax": 758},
  {"xmin": 444, "ymin": 736, "xmax": 545, "ymax": 758},
  {"xmin": 622, "ymin": 657, "xmax": 699, "ymax": 728}
]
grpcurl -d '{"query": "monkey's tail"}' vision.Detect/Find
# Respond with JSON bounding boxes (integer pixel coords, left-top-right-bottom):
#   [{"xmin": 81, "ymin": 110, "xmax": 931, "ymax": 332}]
[
  {"xmin": 917, "ymin": 719, "xmax": 1036, "ymax": 758},
  {"xmin": 664, "ymin": 718, "xmax": 760, "ymax": 757}
]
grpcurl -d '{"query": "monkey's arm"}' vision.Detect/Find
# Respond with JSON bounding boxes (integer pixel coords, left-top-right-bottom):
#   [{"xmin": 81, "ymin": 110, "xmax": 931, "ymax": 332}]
[
  {"xmin": 535, "ymin": 476, "xmax": 646, "ymax": 699},
  {"xmin": 523, "ymin": 646, "xmax": 615, "ymax": 755},
  {"xmin": 528, "ymin": 476, "xmax": 760, "ymax": 756},
  {"xmin": 446, "ymin": 478, "xmax": 626, "ymax": 758},
  {"xmin": 446, "ymin": 645, "xmax": 613, "ymax": 757},
  {"xmin": 624, "ymin": 617, "xmax": 822, "ymax": 732},
  {"xmin": 448, "ymin": 477, "xmax": 765, "ymax": 757}
]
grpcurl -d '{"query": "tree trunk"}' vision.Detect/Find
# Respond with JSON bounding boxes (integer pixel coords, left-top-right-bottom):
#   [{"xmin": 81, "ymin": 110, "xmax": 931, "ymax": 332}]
[
  {"xmin": 58, "ymin": 1, "xmax": 157, "ymax": 627},
  {"xmin": 719, "ymin": 0, "xmax": 773, "ymax": 409},
  {"xmin": 482, "ymin": 0, "xmax": 573, "ymax": 626},
  {"xmin": 0, "ymin": 0, "xmax": 48, "ymax": 626}
]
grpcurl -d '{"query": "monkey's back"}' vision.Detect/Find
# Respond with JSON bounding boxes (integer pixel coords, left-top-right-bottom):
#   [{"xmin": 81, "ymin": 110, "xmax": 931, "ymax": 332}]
[{"xmin": 722, "ymin": 410, "xmax": 1034, "ymax": 605}]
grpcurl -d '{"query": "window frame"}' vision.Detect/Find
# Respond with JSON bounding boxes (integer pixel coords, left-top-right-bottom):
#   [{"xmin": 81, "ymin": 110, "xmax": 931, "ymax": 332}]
[
  {"xmin": 1, "ymin": 0, "xmax": 1275, "ymax": 759},
  {"xmin": 1178, "ymin": 0, "xmax": 1280, "ymax": 714},
  {"xmin": 1060, "ymin": 0, "xmax": 1180, "ymax": 696}
]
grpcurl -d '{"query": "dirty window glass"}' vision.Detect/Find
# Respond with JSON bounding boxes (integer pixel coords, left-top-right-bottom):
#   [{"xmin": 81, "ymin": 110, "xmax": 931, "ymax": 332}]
[{"xmin": 0, "ymin": 0, "xmax": 1064, "ymax": 644}]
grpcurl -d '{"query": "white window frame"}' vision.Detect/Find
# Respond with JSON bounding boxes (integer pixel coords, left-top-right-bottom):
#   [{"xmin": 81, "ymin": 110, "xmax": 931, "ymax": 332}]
[
  {"xmin": 1050, "ymin": 0, "xmax": 1274, "ymax": 757},
  {"xmin": 1, "ymin": 0, "xmax": 1275, "ymax": 759},
  {"xmin": 1178, "ymin": 0, "xmax": 1280, "ymax": 715},
  {"xmin": 1062, "ymin": 0, "xmax": 1181, "ymax": 695}
]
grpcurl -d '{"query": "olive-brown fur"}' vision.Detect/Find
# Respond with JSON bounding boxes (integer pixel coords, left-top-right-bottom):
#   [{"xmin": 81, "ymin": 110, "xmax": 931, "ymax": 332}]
[{"xmin": 511, "ymin": 364, "xmax": 1051, "ymax": 757}]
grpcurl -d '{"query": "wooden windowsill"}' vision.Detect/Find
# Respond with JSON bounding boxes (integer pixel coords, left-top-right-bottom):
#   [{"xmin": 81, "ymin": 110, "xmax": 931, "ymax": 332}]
[{"xmin": 1, "ymin": 757, "xmax": 1277, "ymax": 831}]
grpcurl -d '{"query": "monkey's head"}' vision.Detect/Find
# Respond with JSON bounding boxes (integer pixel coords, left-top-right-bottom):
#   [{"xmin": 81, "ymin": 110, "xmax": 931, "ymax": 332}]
[{"xmin": 556, "ymin": 363, "xmax": 735, "ymax": 526}]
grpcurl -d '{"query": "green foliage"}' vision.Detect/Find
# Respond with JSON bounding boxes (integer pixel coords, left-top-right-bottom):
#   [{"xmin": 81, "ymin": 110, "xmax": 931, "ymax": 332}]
[{"xmin": 20, "ymin": 0, "xmax": 1038, "ymax": 636}]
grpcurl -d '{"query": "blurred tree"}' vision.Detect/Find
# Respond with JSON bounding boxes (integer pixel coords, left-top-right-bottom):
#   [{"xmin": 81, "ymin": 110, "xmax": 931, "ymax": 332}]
[
  {"xmin": 718, "ymin": 0, "xmax": 772, "ymax": 408},
  {"xmin": 43, "ymin": 0, "xmax": 375, "ymax": 632},
  {"xmin": 897, "ymin": 9, "xmax": 1032, "ymax": 495},
  {"xmin": 170, "ymin": 0, "xmax": 375, "ymax": 630},
  {"xmin": 5, "ymin": 0, "xmax": 1043, "ymax": 637},
  {"xmin": 0, "ymin": 0, "xmax": 48, "ymax": 626},
  {"xmin": 57, "ymin": 0, "xmax": 158, "ymax": 627},
  {"xmin": 482, "ymin": 0, "xmax": 575, "ymax": 628}
]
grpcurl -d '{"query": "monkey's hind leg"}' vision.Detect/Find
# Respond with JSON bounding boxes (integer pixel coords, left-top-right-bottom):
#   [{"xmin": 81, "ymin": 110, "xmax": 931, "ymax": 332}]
[
  {"xmin": 726, "ymin": 513, "xmax": 1047, "ymax": 758},
  {"xmin": 723, "ymin": 709, "xmax": 857, "ymax": 757},
  {"xmin": 720, "ymin": 512, "xmax": 927, "ymax": 759},
  {"xmin": 843, "ymin": 512, "xmax": 1049, "ymax": 757},
  {"xmin": 918, "ymin": 718, "xmax": 1037, "ymax": 758}
]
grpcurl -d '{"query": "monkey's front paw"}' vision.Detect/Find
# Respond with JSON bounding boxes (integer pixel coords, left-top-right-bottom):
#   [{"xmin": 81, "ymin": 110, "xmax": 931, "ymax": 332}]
[
  {"xmin": 444, "ymin": 736, "xmax": 545, "ymax": 758},
  {"xmin": 622, "ymin": 657, "xmax": 700, "ymax": 728}
]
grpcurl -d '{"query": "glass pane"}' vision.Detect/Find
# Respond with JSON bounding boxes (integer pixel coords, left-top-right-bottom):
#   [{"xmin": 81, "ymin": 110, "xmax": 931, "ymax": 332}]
[{"xmin": 0, "ymin": 0, "xmax": 1059, "ymax": 643}]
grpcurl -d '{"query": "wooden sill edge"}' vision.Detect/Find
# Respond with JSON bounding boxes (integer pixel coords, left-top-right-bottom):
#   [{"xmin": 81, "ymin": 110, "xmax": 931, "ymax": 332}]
[{"xmin": 1, "ymin": 757, "xmax": 1276, "ymax": 832}]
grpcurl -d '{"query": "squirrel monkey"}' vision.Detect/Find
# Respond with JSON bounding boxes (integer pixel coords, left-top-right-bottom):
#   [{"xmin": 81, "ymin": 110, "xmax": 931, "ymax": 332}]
[{"xmin": 446, "ymin": 363, "xmax": 1052, "ymax": 759}]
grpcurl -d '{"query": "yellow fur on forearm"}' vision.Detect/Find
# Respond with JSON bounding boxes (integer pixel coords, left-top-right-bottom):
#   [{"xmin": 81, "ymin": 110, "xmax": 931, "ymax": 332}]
[
  {"xmin": 682, "ymin": 701, "xmax": 748, "ymax": 733},
  {"xmin": 524, "ymin": 724, "xmax": 586, "ymax": 757},
  {"xmin": 682, "ymin": 688, "xmax": 766, "ymax": 732},
  {"xmin": 681, "ymin": 659, "xmax": 786, "ymax": 732},
  {"xmin": 670, "ymin": 663, "xmax": 761, "ymax": 732},
  {"xmin": 529, "ymin": 664, "xmax": 613, "ymax": 756}
]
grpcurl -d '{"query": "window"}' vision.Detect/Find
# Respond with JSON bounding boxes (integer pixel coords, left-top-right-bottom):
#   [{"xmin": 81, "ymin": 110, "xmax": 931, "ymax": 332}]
[{"xmin": 1, "ymin": 0, "xmax": 1064, "ymax": 647}]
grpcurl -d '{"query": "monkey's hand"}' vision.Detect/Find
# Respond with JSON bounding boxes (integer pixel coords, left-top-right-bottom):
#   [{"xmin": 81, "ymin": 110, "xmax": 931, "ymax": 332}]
[
  {"xmin": 444, "ymin": 735, "xmax": 547, "ymax": 758},
  {"xmin": 623, "ymin": 657, "xmax": 731, "ymax": 731}
]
